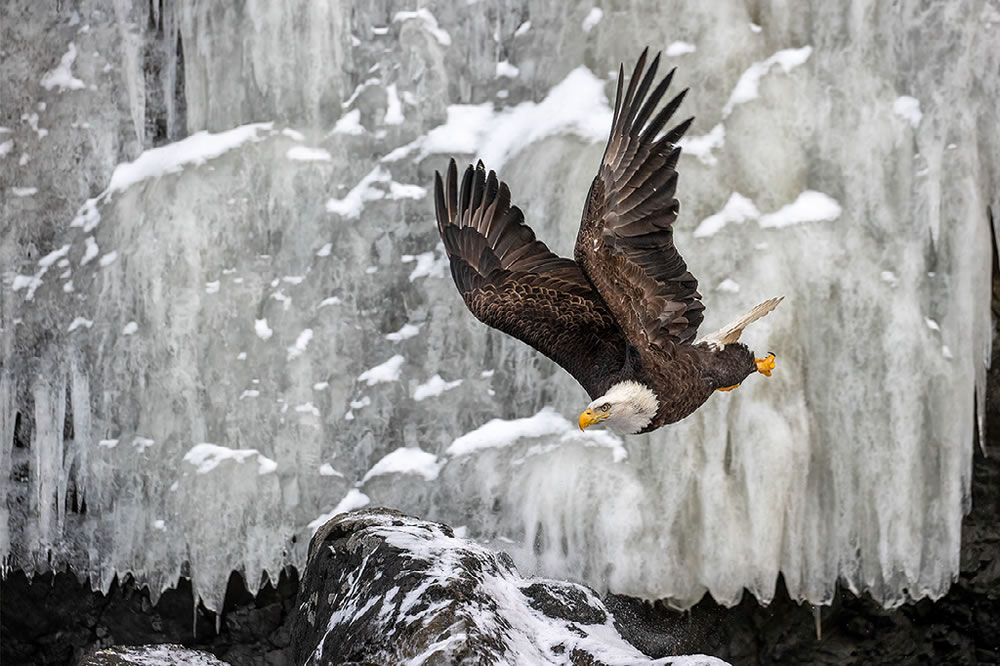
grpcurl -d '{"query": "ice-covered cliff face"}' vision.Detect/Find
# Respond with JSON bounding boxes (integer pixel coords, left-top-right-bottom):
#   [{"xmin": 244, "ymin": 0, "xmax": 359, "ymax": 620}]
[{"xmin": 2, "ymin": 0, "xmax": 997, "ymax": 613}]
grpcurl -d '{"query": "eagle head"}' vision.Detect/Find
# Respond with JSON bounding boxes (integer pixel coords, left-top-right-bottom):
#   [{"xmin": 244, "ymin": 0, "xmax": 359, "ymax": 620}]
[{"xmin": 578, "ymin": 380, "xmax": 659, "ymax": 435}]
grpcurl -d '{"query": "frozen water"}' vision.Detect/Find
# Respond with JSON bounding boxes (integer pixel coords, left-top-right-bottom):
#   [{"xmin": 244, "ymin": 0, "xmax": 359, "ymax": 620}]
[{"xmin": 1, "ymin": 0, "xmax": 996, "ymax": 618}]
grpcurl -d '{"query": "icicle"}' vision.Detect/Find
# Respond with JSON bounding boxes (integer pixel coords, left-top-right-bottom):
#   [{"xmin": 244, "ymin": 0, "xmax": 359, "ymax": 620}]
[
  {"xmin": 192, "ymin": 590, "xmax": 198, "ymax": 639},
  {"xmin": 215, "ymin": 612, "xmax": 221, "ymax": 635},
  {"xmin": 812, "ymin": 606, "xmax": 822, "ymax": 640}
]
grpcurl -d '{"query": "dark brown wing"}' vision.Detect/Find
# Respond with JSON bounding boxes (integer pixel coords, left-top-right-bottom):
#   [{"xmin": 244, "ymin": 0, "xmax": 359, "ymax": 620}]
[
  {"xmin": 575, "ymin": 48, "xmax": 703, "ymax": 356},
  {"xmin": 434, "ymin": 159, "xmax": 628, "ymax": 398}
]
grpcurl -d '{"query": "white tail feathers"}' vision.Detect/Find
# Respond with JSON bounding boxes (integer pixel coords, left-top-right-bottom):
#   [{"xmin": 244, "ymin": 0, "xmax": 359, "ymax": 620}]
[{"xmin": 697, "ymin": 296, "xmax": 784, "ymax": 350}]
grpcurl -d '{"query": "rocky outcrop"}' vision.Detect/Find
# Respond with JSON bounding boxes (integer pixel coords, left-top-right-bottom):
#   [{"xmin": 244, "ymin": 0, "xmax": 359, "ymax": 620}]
[
  {"xmin": 291, "ymin": 508, "xmax": 724, "ymax": 665},
  {"xmin": 80, "ymin": 645, "xmax": 230, "ymax": 665}
]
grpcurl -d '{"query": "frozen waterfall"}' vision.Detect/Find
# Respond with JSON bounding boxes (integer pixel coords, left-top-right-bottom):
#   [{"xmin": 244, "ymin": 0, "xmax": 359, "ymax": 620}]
[{"xmin": 1, "ymin": 0, "xmax": 997, "ymax": 615}]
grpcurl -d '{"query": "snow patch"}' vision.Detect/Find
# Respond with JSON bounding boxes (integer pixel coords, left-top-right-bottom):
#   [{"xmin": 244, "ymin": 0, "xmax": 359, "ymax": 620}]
[
  {"xmin": 384, "ymin": 67, "xmax": 612, "ymax": 171},
  {"xmin": 108, "ymin": 123, "xmax": 273, "ymax": 193},
  {"xmin": 413, "ymin": 374, "xmax": 463, "ymax": 401},
  {"xmin": 581, "ymin": 8, "xmax": 604, "ymax": 32},
  {"xmin": 716, "ymin": 279, "xmax": 741, "ymax": 293},
  {"xmin": 11, "ymin": 187, "xmax": 37, "ymax": 197},
  {"xmin": 677, "ymin": 123, "xmax": 726, "ymax": 166},
  {"xmin": 496, "ymin": 61, "xmax": 520, "ymax": 78},
  {"xmin": 384, "ymin": 84, "xmax": 404, "ymax": 125},
  {"xmin": 402, "ymin": 249, "xmax": 448, "ymax": 281},
  {"xmin": 448, "ymin": 406, "xmax": 626, "ymax": 462},
  {"xmin": 723, "ymin": 46, "xmax": 813, "ymax": 117},
  {"xmin": 41, "ymin": 43, "xmax": 85, "ymax": 91},
  {"xmin": 362, "ymin": 447, "xmax": 442, "ymax": 483},
  {"xmin": 693, "ymin": 192, "xmax": 760, "ymax": 237},
  {"xmin": 68, "ymin": 317, "xmax": 93, "ymax": 332},
  {"xmin": 308, "ymin": 489, "xmax": 371, "ymax": 532},
  {"xmin": 287, "ymin": 328, "xmax": 313, "ymax": 360},
  {"xmin": 386, "ymin": 323, "xmax": 422, "ymax": 341},
  {"xmin": 758, "ymin": 190, "xmax": 842, "ymax": 228},
  {"xmin": 183, "ymin": 443, "xmax": 277, "ymax": 475},
  {"xmin": 254, "ymin": 318, "xmax": 273, "ymax": 340},
  {"xmin": 665, "ymin": 41, "xmax": 697, "ymax": 57},
  {"xmin": 286, "ymin": 146, "xmax": 332, "ymax": 162},
  {"xmin": 122, "ymin": 321, "xmax": 138, "ymax": 335},
  {"xmin": 893, "ymin": 95, "xmax": 923, "ymax": 128},
  {"xmin": 332, "ymin": 109, "xmax": 365, "ymax": 136},
  {"xmin": 358, "ymin": 355, "xmax": 405, "ymax": 385}
]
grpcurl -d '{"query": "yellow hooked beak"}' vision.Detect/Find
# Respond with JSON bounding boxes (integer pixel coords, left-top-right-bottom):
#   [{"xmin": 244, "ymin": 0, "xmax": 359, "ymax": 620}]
[{"xmin": 578, "ymin": 409, "xmax": 608, "ymax": 431}]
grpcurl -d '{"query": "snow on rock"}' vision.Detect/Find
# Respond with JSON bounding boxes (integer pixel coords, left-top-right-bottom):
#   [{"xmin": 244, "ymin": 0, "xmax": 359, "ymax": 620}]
[
  {"xmin": 0, "ymin": 140, "xmax": 13, "ymax": 156},
  {"xmin": 293, "ymin": 509, "xmax": 724, "ymax": 665},
  {"xmin": 122, "ymin": 321, "xmax": 138, "ymax": 335},
  {"xmin": 318, "ymin": 463, "xmax": 342, "ymax": 477},
  {"xmin": 893, "ymin": 95, "xmax": 923, "ymax": 128},
  {"xmin": 67, "ymin": 317, "xmax": 93, "ymax": 332},
  {"xmin": 80, "ymin": 236, "xmax": 99, "ymax": 265},
  {"xmin": 447, "ymin": 407, "xmax": 626, "ymax": 463},
  {"xmin": 677, "ymin": 123, "xmax": 726, "ymax": 166},
  {"xmin": 384, "ymin": 67, "xmax": 612, "ymax": 170},
  {"xmin": 384, "ymin": 84, "xmax": 404, "ymax": 125},
  {"xmin": 287, "ymin": 328, "xmax": 313, "ymax": 360},
  {"xmin": 665, "ymin": 41, "xmax": 697, "ymax": 57},
  {"xmin": 495, "ymin": 60, "xmax": 520, "ymax": 78},
  {"xmin": 716, "ymin": 279, "xmax": 741, "ymax": 293},
  {"xmin": 183, "ymin": 443, "xmax": 277, "ymax": 475},
  {"xmin": 385, "ymin": 323, "xmax": 422, "ymax": 341},
  {"xmin": 693, "ymin": 192, "xmax": 760, "ymax": 237},
  {"xmin": 107, "ymin": 123, "xmax": 273, "ymax": 193},
  {"xmin": 392, "ymin": 8, "xmax": 451, "ymax": 46},
  {"xmin": 40, "ymin": 42, "xmax": 85, "ymax": 91},
  {"xmin": 722, "ymin": 46, "xmax": 813, "ymax": 117},
  {"xmin": 362, "ymin": 447, "xmax": 442, "ymax": 483},
  {"xmin": 358, "ymin": 355, "xmax": 405, "ymax": 385},
  {"xmin": 78, "ymin": 645, "xmax": 230, "ymax": 665},
  {"xmin": 412, "ymin": 374, "xmax": 463, "ymax": 401},
  {"xmin": 581, "ymin": 8, "xmax": 604, "ymax": 32},
  {"xmin": 331, "ymin": 109, "xmax": 365, "ymax": 135},
  {"xmin": 401, "ymin": 249, "xmax": 448, "ymax": 281},
  {"xmin": 11, "ymin": 187, "xmax": 38, "ymax": 197},
  {"xmin": 254, "ymin": 318, "xmax": 273, "ymax": 340},
  {"xmin": 286, "ymin": 146, "xmax": 332, "ymax": 162},
  {"xmin": 758, "ymin": 190, "xmax": 842, "ymax": 228},
  {"xmin": 307, "ymin": 489, "xmax": 370, "ymax": 532},
  {"xmin": 326, "ymin": 166, "xmax": 391, "ymax": 218}
]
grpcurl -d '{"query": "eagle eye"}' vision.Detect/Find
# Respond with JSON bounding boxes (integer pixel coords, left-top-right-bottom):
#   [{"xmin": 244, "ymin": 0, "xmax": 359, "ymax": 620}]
[{"xmin": 600, "ymin": 402, "xmax": 611, "ymax": 412}]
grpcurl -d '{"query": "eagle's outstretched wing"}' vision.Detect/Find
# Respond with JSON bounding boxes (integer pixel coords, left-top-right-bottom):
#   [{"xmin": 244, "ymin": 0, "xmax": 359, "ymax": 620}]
[
  {"xmin": 575, "ymin": 48, "xmax": 703, "ymax": 356},
  {"xmin": 434, "ymin": 159, "xmax": 628, "ymax": 398}
]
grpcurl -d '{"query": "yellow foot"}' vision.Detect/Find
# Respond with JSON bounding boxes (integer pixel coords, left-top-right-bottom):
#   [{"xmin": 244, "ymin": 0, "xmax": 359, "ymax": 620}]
[
  {"xmin": 756, "ymin": 352, "xmax": 776, "ymax": 377},
  {"xmin": 717, "ymin": 384, "xmax": 739, "ymax": 392}
]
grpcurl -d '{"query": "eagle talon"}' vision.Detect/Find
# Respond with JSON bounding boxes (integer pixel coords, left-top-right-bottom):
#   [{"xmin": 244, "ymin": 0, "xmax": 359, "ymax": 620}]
[
  {"xmin": 717, "ymin": 384, "xmax": 739, "ymax": 392},
  {"xmin": 756, "ymin": 353, "xmax": 776, "ymax": 377}
]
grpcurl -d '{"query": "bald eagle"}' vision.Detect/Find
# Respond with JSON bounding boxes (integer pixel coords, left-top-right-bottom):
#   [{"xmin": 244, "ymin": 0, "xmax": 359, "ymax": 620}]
[{"xmin": 433, "ymin": 49, "xmax": 782, "ymax": 435}]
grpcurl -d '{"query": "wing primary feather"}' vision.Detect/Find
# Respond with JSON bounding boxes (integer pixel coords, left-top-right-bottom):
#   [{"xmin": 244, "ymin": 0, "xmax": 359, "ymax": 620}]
[
  {"xmin": 459, "ymin": 164, "xmax": 474, "ymax": 226},
  {"xmin": 616, "ymin": 47, "xmax": 648, "ymax": 136},
  {"xmin": 632, "ymin": 67, "xmax": 675, "ymax": 135},
  {"xmin": 446, "ymin": 159, "xmax": 459, "ymax": 222},
  {"xmin": 434, "ymin": 171, "xmax": 448, "ymax": 234},
  {"xmin": 640, "ymin": 88, "xmax": 689, "ymax": 144},
  {"xmin": 622, "ymin": 52, "xmax": 661, "ymax": 132},
  {"xmin": 663, "ymin": 116, "xmax": 694, "ymax": 146}
]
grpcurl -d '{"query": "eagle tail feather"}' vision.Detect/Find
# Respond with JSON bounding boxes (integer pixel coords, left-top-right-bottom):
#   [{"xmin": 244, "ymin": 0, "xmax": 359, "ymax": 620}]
[{"xmin": 697, "ymin": 296, "xmax": 784, "ymax": 350}]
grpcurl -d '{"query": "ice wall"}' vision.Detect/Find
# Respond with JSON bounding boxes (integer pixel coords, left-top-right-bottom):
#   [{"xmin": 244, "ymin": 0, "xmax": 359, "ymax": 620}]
[{"xmin": 2, "ymin": 0, "xmax": 997, "ymax": 612}]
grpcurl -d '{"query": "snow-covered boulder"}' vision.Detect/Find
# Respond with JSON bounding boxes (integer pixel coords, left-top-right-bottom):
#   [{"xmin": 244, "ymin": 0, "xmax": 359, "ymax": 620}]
[
  {"xmin": 80, "ymin": 645, "xmax": 230, "ymax": 665},
  {"xmin": 292, "ymin": 508, "xmax": 726, "ymax": 665}
]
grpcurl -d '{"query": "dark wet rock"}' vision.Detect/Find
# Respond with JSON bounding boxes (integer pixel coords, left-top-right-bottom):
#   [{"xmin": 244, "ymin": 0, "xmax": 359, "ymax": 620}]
[
  {"xmin": 291, "ymin": 507, "xmax": 724, "ymax": 665},
  {"xmin": 80, "ymin": 644, "xmax": 230, "ymax": 665}
]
